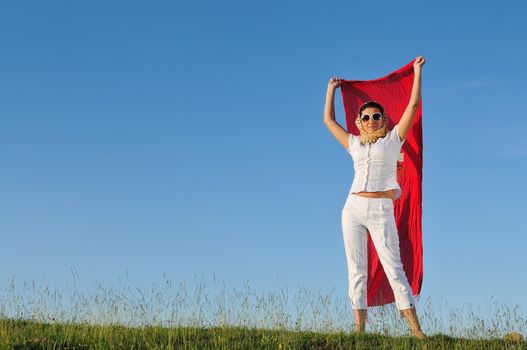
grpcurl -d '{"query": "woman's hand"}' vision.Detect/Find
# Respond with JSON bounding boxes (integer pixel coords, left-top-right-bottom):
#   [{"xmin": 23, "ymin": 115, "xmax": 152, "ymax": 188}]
[
  {"xmin": 413, "ymin": 56, "xmax": 425, "ymax": 72},
  {"xmin": 328, "ymin": 77, "xmax": 344, "ymax": 90}
]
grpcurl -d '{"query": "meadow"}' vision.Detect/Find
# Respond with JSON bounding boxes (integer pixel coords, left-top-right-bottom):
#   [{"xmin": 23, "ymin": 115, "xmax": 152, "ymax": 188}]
[{"xmin": 0, "ymin": 274, "xmax": 525, "ymax": 349}]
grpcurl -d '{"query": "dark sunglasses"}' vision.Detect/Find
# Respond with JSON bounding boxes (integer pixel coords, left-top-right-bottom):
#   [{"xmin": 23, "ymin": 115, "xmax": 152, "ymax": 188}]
[{"xmin": 360, "ymin": 113, "xmax": 382, "ymax": 122}]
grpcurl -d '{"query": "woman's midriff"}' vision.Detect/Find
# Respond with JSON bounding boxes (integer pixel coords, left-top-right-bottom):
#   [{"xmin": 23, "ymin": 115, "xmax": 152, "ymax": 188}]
[{"xmin": 355, "ymin": 189, "xmax": 395, "ymax": 199}]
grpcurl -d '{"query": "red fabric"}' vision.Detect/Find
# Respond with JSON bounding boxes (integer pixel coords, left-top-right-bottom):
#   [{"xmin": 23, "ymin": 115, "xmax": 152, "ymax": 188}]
[{"xmin": 340, "ymin": 59, "xmax": 423, "ymax": 307}]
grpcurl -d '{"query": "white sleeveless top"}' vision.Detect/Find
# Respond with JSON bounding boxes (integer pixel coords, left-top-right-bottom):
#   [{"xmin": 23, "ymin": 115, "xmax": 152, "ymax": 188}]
[{"xmin": 347, "ymin": 126, "xmax": 405, "ymax": 199}]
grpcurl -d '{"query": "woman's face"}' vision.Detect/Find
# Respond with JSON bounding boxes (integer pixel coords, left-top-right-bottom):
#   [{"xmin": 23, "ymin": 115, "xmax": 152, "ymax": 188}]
[{"xmin": 360, "ymin": 107, "xmax": 384, "ymax": 134}]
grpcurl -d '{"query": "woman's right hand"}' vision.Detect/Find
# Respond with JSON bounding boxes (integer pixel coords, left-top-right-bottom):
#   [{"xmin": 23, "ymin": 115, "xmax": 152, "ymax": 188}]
[{"xmin": 328, "ymin": 77, "xmax": 343, "ymax": 90}]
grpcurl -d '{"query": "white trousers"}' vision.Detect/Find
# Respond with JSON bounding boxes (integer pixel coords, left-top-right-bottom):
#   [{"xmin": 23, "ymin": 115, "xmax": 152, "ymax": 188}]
[{"xmin": 341, "ymin": 194, "xmax": 415, "ymax": 310}]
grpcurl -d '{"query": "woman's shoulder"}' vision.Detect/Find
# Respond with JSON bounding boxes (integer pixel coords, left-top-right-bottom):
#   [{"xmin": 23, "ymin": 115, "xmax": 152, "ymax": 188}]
[
  {"xmin": 385, "ymin": 126, "xmax": 404, "ymax": 144},
  {"xmin": 347, "ymin": 133, "xmax": 356, "ymax": 153}
]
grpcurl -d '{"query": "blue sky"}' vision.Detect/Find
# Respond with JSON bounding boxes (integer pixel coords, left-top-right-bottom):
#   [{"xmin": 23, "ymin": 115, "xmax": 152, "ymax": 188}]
[{"xmin": 1, "ymin": 0, "xmax": 527, "ymax": 324}]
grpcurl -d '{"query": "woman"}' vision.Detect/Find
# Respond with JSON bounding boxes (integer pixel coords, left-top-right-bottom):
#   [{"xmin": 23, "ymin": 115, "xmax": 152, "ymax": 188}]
[{"xmin": 323, "ymin": 56, "xmax": 426, "ymax": 339}]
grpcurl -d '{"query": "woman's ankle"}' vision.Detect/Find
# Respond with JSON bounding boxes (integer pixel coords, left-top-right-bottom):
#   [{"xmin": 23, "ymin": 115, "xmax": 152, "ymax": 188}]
[{"xmin": 353, "ymin": 309, "xmax": 367, "ymax": 333}]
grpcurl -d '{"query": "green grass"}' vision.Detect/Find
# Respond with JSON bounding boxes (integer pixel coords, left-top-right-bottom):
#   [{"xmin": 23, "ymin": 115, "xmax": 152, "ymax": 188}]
[
  {"xmin": 1, "ymin": 319, "xmax": 526, "ymax": 349},
  {"xmin": 0, "ymin": 275, "xmax": 525, "ymax": 349}
]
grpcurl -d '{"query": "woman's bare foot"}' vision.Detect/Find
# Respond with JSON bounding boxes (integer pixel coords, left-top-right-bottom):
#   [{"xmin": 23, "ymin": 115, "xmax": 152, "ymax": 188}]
[{"xmin": 400, "ymin": 307, "xmax": 427, "ymax": 339}]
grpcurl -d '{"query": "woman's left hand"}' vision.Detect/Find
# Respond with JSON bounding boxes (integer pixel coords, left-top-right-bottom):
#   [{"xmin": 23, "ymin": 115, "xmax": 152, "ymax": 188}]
[{"xmin": 414, "ymin": 56, "xmax": 425, "ymax": 71}]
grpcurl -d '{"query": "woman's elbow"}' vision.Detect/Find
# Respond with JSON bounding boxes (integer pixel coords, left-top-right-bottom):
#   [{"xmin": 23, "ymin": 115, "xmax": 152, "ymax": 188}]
[{"xmin": 324, "ymin": 118, "xmax": 335, "ymax": 126}]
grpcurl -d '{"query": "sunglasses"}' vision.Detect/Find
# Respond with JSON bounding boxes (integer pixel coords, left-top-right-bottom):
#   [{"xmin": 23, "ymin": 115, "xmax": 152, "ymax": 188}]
[{"xmin": 360, "ymin": 113, "xmax": 382, "ymax": 122}]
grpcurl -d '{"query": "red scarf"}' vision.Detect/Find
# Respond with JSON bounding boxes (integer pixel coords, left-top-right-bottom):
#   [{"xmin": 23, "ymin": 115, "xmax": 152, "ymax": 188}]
[{"xmin": 340, "ymin": 59, "xmax": 423, "ymax": 307}]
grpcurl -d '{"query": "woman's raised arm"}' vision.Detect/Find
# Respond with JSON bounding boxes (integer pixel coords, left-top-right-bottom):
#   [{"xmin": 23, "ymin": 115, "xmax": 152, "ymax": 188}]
[
  {"xmin": 397, "ymin": 56, "xmax": 426, "ymax": 141},
  {"xmin": 324, "ymin": 77, "xmax": 349, "ymax": 150}
]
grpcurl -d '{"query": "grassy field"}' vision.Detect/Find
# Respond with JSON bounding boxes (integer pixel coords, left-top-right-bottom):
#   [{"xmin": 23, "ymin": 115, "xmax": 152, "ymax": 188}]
[
  {"xmin": 0, "ymin": 275, "xmax": 525, "ymax": 349},
  {"xmin": 1, "ymin": 319, "xmax": 526, "ymax": 349}
]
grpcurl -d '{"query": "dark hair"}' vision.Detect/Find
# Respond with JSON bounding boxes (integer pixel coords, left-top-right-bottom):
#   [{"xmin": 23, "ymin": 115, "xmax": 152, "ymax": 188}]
[{"xmin": 359, "ymin": 101, "xmax": 384, "ymax": 116}]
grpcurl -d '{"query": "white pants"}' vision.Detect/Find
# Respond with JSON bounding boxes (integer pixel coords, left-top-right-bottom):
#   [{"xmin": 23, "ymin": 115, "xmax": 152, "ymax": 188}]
[{"xmin": 341, "ymin": 194, "xmax": 415, "ymax": 310}]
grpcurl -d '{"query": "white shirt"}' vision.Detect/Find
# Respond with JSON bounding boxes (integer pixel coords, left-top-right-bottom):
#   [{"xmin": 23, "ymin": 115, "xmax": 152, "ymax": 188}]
[{"xmin": 347, "ymin": 127, "xmax": 405, "ymax": 199}]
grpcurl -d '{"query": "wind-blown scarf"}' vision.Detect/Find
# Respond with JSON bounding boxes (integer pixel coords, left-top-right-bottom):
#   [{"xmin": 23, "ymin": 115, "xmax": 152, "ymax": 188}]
[{"xmin": 340, "ymin": 59, "xmax": 423, "ymax": 307}]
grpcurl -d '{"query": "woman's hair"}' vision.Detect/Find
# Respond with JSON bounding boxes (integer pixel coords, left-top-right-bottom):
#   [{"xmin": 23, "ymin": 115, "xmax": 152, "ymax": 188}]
[{"xmin": 358, "ymin": 101, "xmax": 384, "ymax": 116}]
